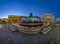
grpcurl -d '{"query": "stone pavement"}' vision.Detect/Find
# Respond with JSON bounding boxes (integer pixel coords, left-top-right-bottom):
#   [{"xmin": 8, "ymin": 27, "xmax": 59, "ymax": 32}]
[
  {"xmin": 0, "ymin": 24, "xmax": 3, "ymax": 29},
  {"xmin": 0, "ymin": 24, "xmax": 60, "ymax": 44}
]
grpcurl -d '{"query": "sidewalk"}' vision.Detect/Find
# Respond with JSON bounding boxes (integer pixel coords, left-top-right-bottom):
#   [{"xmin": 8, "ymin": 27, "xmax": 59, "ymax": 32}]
[{"xmin": 0, "ymin": 24, "xmax": 3, "ymax": 29}]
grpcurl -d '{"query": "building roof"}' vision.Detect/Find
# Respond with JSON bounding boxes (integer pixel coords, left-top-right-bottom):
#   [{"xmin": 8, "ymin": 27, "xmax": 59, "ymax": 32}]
[
  {"xmin": 8, "ymin": 15, "xmax": 20, "ymax": 17},
  {"xmin": 43, "ymin": 13, "xmax": 54, "ymax": 17}
]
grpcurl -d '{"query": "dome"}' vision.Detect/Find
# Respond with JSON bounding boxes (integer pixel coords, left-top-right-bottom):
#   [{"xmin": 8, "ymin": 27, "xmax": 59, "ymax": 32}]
[
  {"xmin": 20, "ymin": 13, "xmax": 43, "ymax": 27},
  {"xmin": 22, "ymin": 17, "xmax": 40, "ymax": 22},
  {"xmin": 21, "ymin": 13, "xmax": 41, "ymax": 23}
]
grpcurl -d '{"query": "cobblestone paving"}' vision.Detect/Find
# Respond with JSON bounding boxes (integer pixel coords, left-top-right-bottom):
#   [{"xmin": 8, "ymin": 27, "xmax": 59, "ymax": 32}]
[{"xmin": 0, "ymin": 24, "xmax": 60, "ymax": 44}]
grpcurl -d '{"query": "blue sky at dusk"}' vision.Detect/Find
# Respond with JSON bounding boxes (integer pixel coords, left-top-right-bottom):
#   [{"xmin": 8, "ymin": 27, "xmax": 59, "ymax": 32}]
[{"xmin": 0, "ymin": 0, "xmax": 60, "ymax": 19}]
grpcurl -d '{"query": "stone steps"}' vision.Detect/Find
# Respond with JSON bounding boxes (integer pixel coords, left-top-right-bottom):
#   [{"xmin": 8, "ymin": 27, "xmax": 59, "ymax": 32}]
[
  {"xmin": 41, "ymin": 25, "xmax": 52, "ymax": 34},
  {"xmin": 8, "ymin": 24, "xmax": 17, "ymax": 31}
]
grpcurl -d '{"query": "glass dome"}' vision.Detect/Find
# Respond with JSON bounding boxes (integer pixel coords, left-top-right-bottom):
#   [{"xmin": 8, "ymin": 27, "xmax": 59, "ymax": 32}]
[
  {"xmin": 20, "ymin": 13, "xmax": 43, "ymax": 27},
  {"xmin": 21, "ymin": 13, "xmax": 41, "ymax": 23}
]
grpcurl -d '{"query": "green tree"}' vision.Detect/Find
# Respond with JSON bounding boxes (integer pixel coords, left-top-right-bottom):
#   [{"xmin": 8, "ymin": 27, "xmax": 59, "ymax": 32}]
[{"xmin": 56, "ymin": 20, "xmax": 60, "ymax": 24}]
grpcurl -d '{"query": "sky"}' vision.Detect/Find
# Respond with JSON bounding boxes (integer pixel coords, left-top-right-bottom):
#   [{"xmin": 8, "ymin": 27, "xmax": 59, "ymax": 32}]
[{"xmin": 0, "ymin": 0, "xmax": 60, "ymax": 19}]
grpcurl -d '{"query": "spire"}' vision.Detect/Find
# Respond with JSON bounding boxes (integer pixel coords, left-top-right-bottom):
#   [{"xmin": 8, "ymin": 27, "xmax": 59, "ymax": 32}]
[{"xmin": 29, "ymin": 13, "xmax": 33, "ymax": 17}]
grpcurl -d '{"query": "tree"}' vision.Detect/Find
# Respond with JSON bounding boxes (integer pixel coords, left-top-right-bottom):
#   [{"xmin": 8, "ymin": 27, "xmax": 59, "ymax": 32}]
[{"xmin": 56, "ymin": 20, "xmax": 60, "ymax": 24}]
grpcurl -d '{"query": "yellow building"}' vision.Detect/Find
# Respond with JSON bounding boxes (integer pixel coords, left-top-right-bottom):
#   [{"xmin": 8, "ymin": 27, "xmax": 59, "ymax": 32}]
[
  {"xmin": 2, "ymin": 18, "xmax": 8, "ymax": 23},
  {"xmin": 42, "ymin": 13, "xmax": 54, "ymax": 23},
  {"xmin": 8, "ymin": 15, "xmax": 24, "ymax": 23},
  {"xmin": 8, "ymin": 15, "xmax": 20, "ymax": 23},
  {"xmin": 0, "ymin": 18, "xmax": 2, "ymax": 23}
]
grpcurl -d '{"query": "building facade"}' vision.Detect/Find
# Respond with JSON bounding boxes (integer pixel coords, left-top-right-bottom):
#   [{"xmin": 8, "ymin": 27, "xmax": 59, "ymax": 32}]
[
  {"xmin": 2, "ymin": 18, "xmax": 8, "ymax": 22},
  {"xmin": 0, "ymin": 18, "xmax": 2, "ymax": 23},
  {"xmin": 56, "ymin": 18, "xmax": 60, "ymax": 24},
  {"xmin": 8, "ymin": 15, "xmax": 22, "ymax": 23},
  {"xmin": 42, "ymin": 13, "xmax": 54, "ymax": 23}
]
